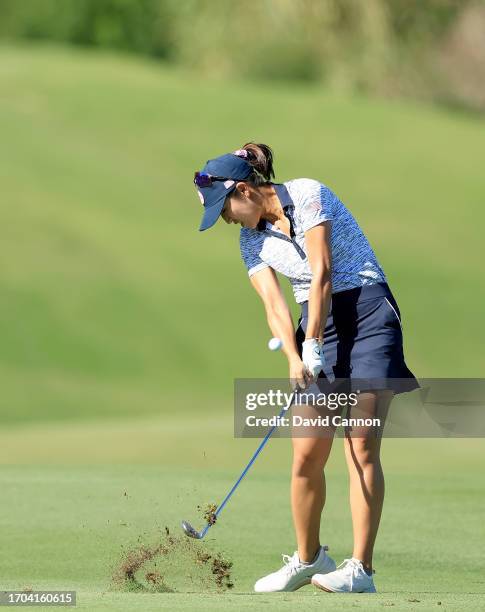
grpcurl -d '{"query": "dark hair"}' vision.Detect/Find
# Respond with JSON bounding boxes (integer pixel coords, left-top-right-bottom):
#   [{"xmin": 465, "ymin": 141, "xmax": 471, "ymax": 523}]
[{"xmin": 240, "ymin": 142, "xmax": 275, "ymax": 186}]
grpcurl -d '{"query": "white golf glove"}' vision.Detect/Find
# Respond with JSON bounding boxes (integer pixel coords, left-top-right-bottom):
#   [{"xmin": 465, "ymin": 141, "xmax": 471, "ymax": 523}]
[{"xmin": 302, "ymin": 338, "xmax": 325, "ymax": 380}]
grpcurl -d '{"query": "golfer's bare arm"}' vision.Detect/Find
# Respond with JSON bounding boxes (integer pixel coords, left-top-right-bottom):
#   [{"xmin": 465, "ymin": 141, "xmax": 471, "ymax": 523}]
[
  {"xmin": 249, "ymin": 267, "xmax": 300, "ymax": 363},
  {"xmin": 304, "ymin": 221, "xmax": 332, "ymax": 341}
]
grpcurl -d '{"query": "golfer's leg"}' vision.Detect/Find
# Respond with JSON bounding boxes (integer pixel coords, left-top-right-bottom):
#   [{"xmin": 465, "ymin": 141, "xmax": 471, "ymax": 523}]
[
  {"xmin": 344, "ymin": 390, "xmax": 393, "ymax": 571},
  {"xmin": 291, "ymin": 435, "xmax": 334, "ymax": 563}
]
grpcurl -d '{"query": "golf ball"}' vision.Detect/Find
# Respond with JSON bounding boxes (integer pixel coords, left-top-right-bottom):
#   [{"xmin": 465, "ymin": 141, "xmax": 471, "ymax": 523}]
[{"xmin": 268, "ymin": 337, "xmax": 283, "ymax": 351}]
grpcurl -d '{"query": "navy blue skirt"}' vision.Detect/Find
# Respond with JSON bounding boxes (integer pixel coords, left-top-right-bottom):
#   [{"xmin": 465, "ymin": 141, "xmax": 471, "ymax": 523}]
[{"xmin": 296, "ymin": 282, "xmax": 419, "ymax": 395}]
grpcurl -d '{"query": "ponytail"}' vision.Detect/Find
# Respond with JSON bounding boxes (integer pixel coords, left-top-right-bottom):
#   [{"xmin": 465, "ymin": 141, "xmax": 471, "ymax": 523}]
[{"xmin": 234, "ymin": 142, "xmax": 275, "ymax": 184}]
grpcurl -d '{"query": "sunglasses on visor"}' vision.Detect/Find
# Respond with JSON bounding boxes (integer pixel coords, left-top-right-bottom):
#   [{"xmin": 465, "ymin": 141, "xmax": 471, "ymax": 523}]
[{"xmin": 194, "ymin": 172, "xmax": 237, "ymax": 188}]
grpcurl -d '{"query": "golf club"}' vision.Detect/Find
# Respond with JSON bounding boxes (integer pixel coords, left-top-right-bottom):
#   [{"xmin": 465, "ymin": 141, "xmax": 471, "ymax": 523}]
[{"xmin": 181, "ymin": 387, "xmax": 298, "ymax": 539}]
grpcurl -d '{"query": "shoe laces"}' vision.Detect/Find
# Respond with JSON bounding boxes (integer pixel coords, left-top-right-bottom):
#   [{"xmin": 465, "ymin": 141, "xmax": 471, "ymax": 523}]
[
  {"xmin": 280, "ymin": 552, "xmax": 301, "ymax": 576},
  {"xmin": 336, "ymin": 558, "xmax": 364, "ymax": 590}
]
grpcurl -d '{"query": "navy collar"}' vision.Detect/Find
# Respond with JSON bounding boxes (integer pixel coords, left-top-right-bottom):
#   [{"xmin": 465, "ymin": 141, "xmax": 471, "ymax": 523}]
[{"xmin": 273, "ymin": 182, "xmax": 293, "ymax": 209}]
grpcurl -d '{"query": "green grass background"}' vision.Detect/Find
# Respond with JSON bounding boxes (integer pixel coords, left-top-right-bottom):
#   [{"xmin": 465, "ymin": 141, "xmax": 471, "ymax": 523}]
[{"xmin": 0, "ymin": 44, "xmax": 484, "ymax": 610}]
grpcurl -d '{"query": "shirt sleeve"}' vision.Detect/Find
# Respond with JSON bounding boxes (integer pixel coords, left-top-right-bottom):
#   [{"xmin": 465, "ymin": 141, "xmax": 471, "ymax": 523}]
[
  {"xmin": 295, "ymin": 178, "xmax": 334, "ymax": 233},
  {"xmin": 239, "ymin": 229, "xmax": 269, "ymax": 277}
]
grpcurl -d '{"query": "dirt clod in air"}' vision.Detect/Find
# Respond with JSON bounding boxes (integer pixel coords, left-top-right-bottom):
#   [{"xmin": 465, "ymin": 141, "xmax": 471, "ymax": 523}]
[
  {"xmin": 195, "ymin": 549, "xmax": 233, "ymax": 589},
  {"xmin": 211, "ymin": 553, "xmax": 234, "ymax": 589},
  {"xmin": 111, "ymin": 524, "xmax": 233, "ymax": 593},
  {"xmin": 145, "ymin": 571, "xmax": 163, "ymax": 586},
  {"xmin": 197, "ymin": 502, "xmax": 217, "ymax": 526}
]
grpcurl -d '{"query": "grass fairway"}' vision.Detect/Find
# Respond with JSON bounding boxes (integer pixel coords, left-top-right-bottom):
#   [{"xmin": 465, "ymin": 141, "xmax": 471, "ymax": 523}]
[
  {"xmin": 0, "ymin": 44, "xmax": 485, "ymax": 610},
  {"xmin": 1, "ymin": 440, "xmax": 484, "ymax": 610}
]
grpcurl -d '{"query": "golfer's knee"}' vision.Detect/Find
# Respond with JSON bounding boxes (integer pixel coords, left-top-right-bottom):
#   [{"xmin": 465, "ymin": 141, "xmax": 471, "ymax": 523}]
[
  {"xmin": 292, "ymin": 449, "xmax": 325, "ymax": 477},
  {"xmin": 344, "ymin": 435, "xmax": 380, "ymax": 467}
]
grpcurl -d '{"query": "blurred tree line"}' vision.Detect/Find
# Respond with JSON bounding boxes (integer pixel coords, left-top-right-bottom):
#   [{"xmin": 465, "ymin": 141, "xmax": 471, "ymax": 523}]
[{"xmin": 0, "ymin": 0, "xmax": 484, "ymax": 111}]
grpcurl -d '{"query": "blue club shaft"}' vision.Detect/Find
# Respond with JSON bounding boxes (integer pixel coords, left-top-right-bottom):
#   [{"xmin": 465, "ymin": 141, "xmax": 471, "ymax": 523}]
[{"xmin": 199, "ymin": 390, "xmax": 296, "ymax": 538}]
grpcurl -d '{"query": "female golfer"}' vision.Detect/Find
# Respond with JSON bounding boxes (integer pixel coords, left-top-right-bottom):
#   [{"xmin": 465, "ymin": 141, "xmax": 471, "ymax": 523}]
[{"xmin": 193, "ymin": 143, "xmax": 419, "ymax": 594}]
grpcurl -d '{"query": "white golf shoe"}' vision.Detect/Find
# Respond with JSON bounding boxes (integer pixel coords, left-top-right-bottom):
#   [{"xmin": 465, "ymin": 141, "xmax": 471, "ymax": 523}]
[
  {"xmin": 311, "ymin": 557, "xmax": 376, "ymax": 593},
  {"xmin": 254, "ymin": 545, "xmax": 336, "ymax": 593}
]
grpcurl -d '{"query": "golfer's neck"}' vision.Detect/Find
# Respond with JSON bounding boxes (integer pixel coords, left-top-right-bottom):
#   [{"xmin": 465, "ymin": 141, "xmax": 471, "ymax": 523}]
[{"xmin": 260, "ymin": 185, "xmax": 284, "ymax": 224}]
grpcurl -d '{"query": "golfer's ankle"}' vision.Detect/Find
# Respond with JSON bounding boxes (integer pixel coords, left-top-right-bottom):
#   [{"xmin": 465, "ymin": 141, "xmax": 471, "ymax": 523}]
[
  {"xmin": 363, "ymin": 563, "xmax": 373, "ymax": 576},
  {"xmin": 299, "ymin": 544, "xmax": 321, "ymax": 564},
  {"xmin": 353, "ymin": 554, "xmax": 373, "ymax": 575}
]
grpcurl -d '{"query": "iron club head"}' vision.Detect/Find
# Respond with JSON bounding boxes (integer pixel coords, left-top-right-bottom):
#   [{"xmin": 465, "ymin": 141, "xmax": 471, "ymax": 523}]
[{"xmin": 181, "ymin": 520, "xmax": 202, "ymax": 539}]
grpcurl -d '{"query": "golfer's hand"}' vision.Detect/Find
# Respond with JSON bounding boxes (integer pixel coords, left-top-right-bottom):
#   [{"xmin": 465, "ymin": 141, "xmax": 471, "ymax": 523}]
[
  {"xmin": 302, "ymin": 338, "xmax": 325, "ymax": 382},
  {"xmin": 289, "ymin": 356, "xmax": 313, "ymax": 390}
]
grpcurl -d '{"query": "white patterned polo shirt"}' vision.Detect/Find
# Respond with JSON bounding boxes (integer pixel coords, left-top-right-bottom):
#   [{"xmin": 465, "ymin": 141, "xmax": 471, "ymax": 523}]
[{"xmin": 239, "ymin": 178, "xmax": 387, "ymax": 304}]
